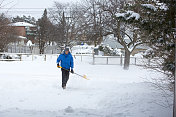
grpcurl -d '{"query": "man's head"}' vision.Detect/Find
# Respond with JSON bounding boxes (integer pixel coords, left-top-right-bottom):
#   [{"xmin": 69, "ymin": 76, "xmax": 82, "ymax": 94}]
[{"xmin": 65, "ymin": 48, "xmax": 69, "ymax": 55}]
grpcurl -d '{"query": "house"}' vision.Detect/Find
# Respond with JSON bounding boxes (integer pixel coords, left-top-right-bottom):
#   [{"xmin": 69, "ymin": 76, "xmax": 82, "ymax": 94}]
[
  {"xmin": 9, "ymin": 22, "xmax": 37, "ymax": 44},
  {"xmin": 6, "ymin": 22, "xmax": 39, "ymax": 53},
  {"xmin": 103, "ymin": 34, "xmax": 148, "ymax": 56}
]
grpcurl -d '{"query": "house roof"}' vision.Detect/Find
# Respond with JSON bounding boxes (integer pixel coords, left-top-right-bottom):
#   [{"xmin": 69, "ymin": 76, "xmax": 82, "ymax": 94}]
[
  {"xmin": 9, "ymin": 22, "xmax": 36, "ymax": 27},
  {"xmin": 103, "ymin": 36, "xmax": 123, "ymax": 48},
  {"xmin": 103, "ymin": 34, "xmax": 149, "ymax": 50}
]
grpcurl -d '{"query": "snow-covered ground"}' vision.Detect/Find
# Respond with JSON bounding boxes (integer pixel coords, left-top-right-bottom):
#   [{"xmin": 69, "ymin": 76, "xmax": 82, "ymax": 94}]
[{"xmin": 0, "ymin": 56, "xmax": 173, "ymax": 117}]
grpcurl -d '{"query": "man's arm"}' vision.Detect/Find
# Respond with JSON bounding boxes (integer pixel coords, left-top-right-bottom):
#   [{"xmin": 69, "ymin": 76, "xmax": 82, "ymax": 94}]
[
  {"xmin": 56, "ymin": 55, "xmax": 61, "ymax": 63},
  {"xmin": 70, "ymin": 56, "xmax": 74, "ymax": 69},
  {"xmin": 70, "ymin": 56, "xmax": 74, "ymax": 73}
]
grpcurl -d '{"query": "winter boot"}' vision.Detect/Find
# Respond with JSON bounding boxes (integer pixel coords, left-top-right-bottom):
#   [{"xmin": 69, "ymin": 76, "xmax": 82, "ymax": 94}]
[
  {"xmin": 62, "ymin": 84, "xmax": 66, "ymax": 89},
  {"xmin": 63, "ymin": 86, "xmax": 66, "ymax": 89}
]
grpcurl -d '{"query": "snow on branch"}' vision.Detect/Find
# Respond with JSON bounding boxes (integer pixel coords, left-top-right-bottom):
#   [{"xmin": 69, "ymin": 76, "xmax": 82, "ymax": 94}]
[
  {"xmin": 116, "ymin": 13, "xmax": 125, "ymax": 18},
  {"xmin": 127, "ymin": 11, "xmax": 140, "ymax": 20},
  {"xmin": 128, "ymin": 42, "xmax": 143, "ymax": 53},
  {"xmin": 141, "ymin": 4, "xmax": 157, "ymax": 11},
  {"xmin": 115, "ymin": 11, "xmax": 140, "ymax": 21}
]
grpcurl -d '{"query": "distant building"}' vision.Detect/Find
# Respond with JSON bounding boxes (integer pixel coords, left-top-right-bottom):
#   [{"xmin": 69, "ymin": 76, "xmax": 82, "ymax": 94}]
[
  {"xmin": 6, "ymin": 22, "xmax": 38, "ymax": 53},
  {"xmin": 103, "ymin": 34, "xmax": 148, "ymax": 56},
  {"xmin": 9, "ymin": 22, "xmax": 37, "ymax": 44}
]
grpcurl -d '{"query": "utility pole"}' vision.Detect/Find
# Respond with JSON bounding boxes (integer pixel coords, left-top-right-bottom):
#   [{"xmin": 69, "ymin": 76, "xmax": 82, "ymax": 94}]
[
  {"xmin": 62, "ymin": 11, "xmax": 72, "ymax": 48},
  {"xmin": 174, "ymin": 53, "xmax": 176, "ymax": 117},
  {"xmin": 174, "ymin": 36, "xmax": 176, "ymax": 117},
  {"xmin": 174, "ymin": 17, "xmax": 176, "ymax": 117}
]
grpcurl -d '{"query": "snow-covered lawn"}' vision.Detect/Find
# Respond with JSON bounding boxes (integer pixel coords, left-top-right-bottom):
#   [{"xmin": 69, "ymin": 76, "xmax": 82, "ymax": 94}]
[{"xmin": 0, "ymin": 56, "xmax": 173, "ymax": 117}]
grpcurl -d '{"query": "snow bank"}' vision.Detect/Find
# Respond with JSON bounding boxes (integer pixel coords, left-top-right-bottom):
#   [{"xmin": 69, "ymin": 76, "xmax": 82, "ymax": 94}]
[{"xmin": 133, "ymin": 52, "xmax": 144, "ymax": 58}]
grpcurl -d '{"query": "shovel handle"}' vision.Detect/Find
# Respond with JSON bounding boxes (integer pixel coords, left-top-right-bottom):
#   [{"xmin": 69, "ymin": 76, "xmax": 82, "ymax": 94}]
[{"xmin": 58, "ymin": 66, "xmax": 88, "ymax": 80}]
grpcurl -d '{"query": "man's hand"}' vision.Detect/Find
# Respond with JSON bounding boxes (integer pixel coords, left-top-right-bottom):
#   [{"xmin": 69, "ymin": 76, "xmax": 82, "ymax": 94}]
[
  {"xmin": 57, "ymin": 64, "xmax": 61, "ymax": 68},
  {"xmin": 71, "ymin": 69, "xmax": 74, "ymax": 73}
]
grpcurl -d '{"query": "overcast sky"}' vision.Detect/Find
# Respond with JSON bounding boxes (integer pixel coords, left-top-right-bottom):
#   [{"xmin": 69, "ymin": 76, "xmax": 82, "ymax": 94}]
[{"xmin": 1, "ymin": 0, "xmax": 80, "ymax": 19}]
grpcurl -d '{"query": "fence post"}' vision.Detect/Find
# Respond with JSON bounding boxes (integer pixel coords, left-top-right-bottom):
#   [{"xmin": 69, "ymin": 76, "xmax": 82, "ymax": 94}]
[
  {"xmin": 107, "ymin": 57, "xmax": 109, "ymax": 65},
  {"xmin": 24, "ymin": 46, "xmax": 26, "ymax": 53},
  {"xmin": 15, "ymin": 44, "xmax": 16, "ymax": 53},
  {"xmin": 135, "ymin": 58, "xmax": 137, "ymax": 65},
  {"xmin": 20, "ymin": 54, "xmax": 22, "ymax": 61},
  {"xmin": 148, "ymin": 59, "xmax": 150, "ymax": 66},
  {"xmin": 32, "ymin": 54, "xmax": 33, "ymax": 61},
  {"xmin": 120, "ymin": 55, "xmax": 123, "ymax": 66},
  {"xmin": 93, "ymin": 53, "xmax": 95, "ymax": 65},
  {"xmin": 44, "ymin": 54, "xmax": 47, "ymax": 61}
]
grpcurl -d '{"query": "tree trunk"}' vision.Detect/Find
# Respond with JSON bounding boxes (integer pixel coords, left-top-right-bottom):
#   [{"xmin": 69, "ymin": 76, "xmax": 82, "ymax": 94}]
[
  {"xmin": 124, "ymin": 50, "xmax": 131, "ymax": 70},
  {"xmin": 39, "ymin": 41, "xmax": 45, "ymax": 54}
]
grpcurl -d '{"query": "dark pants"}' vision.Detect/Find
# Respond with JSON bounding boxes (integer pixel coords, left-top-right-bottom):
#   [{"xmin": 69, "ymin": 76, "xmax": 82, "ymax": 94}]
[{"xmin": 61, "ymin": 68, "xmax": 70, "ymax": 87}]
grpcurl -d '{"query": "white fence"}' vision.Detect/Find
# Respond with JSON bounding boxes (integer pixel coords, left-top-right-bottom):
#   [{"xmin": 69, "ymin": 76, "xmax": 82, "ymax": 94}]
[
  {"xmin": 7, "ymin": 45, "xmax": 60, "ymax": 54},
  {"xmin": 0, "ymin": 53, "xmax": 153, "ymax": 66},
  {"xmin": 93, "ymin": 55, "xmax": 152, "ymax": 66},
  {"xmin": 0, "ymin": 53, "xmax": 93, "ymax": 62},
  {"xmin": 7, "ymin": 45, "xmax": 32, "ymax": 53}
]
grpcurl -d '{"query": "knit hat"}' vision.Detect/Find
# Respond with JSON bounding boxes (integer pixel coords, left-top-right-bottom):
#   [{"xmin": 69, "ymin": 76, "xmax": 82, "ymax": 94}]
[{"xmin": 65, "ymin": 48, "xmax": 69, "ymax": 51}]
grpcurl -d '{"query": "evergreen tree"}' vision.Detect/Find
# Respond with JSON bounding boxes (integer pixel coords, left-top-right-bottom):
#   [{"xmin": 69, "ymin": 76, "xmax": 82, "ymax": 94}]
[
  {"xmin": 126, "ymin": 0, "xmax": 175, "ymax": 115},
  {"xmin": 12, "ymin": 15, "xmax": 36, "ymax": 25},
  {"xmin": 37, "ymin": 9, "xmax": 52, "ymax": 54},
  {"xmin": 137, "ymin": 0, "xmax": 175, "ymax": 79}
]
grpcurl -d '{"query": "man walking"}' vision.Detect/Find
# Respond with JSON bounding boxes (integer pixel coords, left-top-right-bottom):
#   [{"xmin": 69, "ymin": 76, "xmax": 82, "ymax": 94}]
[{"xmin": 57, "ymin": 48, "xmax": 74, "ymax": 89}]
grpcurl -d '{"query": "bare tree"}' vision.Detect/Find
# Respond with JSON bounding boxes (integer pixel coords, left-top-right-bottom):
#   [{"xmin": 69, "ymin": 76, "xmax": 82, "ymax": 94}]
[
  {"xmin": 48, "ymin": 2, "xmax": 86, "ymax": 51},
  {"xmin": 0, "ymin": 13, "xmax": 17, "ymax": 52},
  {"xmin": 0, "ymin": 0, "xmax": 18, "ymax": 52},
  {"xmin": 78, "ymin": 0, "xmax": 104, "ymax": 46},
  {"xmin": 82, "ymin": 0, "xmax": 145, "ymax": 69}
]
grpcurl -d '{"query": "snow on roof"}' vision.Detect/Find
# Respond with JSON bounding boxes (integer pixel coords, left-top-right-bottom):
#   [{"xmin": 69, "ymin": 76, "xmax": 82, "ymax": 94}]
[
  {"xmin": 103, "ymin": 34, "xmax": 148, "ymax": 50},
  {"xmin": 9, "ymin": 22, "xmax": 36, "ymax": 27},
  {"xmin": 141, "ymin": 4, "xmax": 156, "ymax": 11},
  {"xmin": 103, "ymin": 35, "xmax": 123, "ymax": 49}
]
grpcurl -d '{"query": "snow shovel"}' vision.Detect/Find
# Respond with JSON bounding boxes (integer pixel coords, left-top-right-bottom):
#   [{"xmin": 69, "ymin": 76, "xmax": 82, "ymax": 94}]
[{"xmin": 58, "ymin": 66, "xmax": 89, "ymax": 80}]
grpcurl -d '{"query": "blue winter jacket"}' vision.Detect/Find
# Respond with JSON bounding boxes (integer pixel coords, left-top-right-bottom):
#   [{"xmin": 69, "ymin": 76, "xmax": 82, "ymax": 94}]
[{"xmin": 56, "ymin": 52, "xmax": 74, "ymax": 70}]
